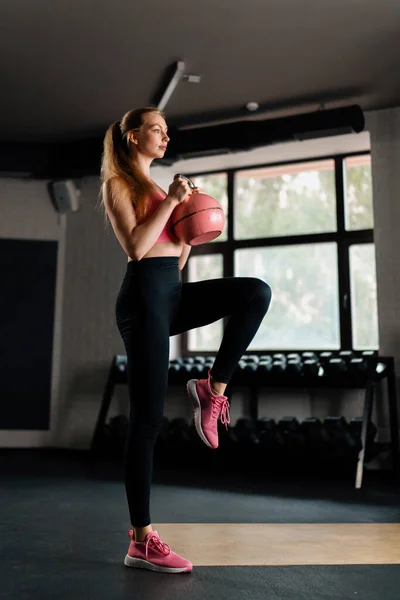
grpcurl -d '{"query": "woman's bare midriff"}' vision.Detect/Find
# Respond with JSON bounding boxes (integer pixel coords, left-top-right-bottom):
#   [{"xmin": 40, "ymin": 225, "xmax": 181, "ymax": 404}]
[{"xmin": 127, "ymin": 240, "xmax": 183, "ymax": 262}]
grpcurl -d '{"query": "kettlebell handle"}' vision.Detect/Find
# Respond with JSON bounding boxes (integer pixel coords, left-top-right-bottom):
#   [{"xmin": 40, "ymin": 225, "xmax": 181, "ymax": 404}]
[{"xmin": 174, "ymin": 173, "xmax": 196, "ymax": 189}]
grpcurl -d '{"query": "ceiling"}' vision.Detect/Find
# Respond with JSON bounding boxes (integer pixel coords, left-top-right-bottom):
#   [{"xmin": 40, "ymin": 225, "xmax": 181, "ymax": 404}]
[{"xmin": 1, "ymin": 0, "xmax": 399, "ymax": 144}]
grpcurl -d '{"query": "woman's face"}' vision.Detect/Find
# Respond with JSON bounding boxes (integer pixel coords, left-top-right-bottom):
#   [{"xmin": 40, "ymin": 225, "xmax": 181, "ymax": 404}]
[{"xmin": 131, "ymin": 113, "xmax": 170, "ymax": 158}]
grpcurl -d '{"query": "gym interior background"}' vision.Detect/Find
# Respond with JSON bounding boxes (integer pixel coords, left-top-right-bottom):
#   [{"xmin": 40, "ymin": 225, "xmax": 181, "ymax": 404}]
[{"xmin": 0, "ymin": 1, "xmax": 400, "ymax": 599}]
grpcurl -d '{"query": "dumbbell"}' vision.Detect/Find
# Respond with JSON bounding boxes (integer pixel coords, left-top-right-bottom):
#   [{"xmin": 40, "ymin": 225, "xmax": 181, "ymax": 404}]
[
  {"xmin": 339, "ymin": 350, "xmax": 354, "ymax": 360},
  {"xmin": 235, "ymin": 418, "xmax": 260, "ymax": 445},
  {"xmin": 323, "ymin": 358, "xmax": 348, "ymax": 376},
  {"xmin": 286, "ymin": 359, "xmax": 302, "ymax": 375},
  {"xmin": 234, "ymin": 418, "xmax": 261, "ymax": 470},
  {"xmin": 216, "ymin": 423, "xmax": 240, "ymax": 471},
  {"xmin": 193, "ymin": 356, "xmax": 207, "ymax": 365},
  {"xmin": 302, "ymin": 359, "xmax": 320, "ymax": 377},
  {"xmin": 348, "ymin": 417, "xmax": 378, "ymax": 461},
  {"xmin": 349, "ymin": 417, "xmax": 377, "ymax": 442},
  {"xmin": 277, "ymin": 417, "xmax": 306, "ymax": 464},
  {"xmin": 278, "ymin": 417, "xmax": 306, "ymax": 445},
  {"xmin": 323, "ymin": 416, "xmax": 358, "ymax": 459},
  {"xmin": 270, "ymin": 359, "xmax": 286, "ymax": 375},
  {"xmin": 300, "ymin": 417, "xmax": 331, "ymax": 456},
  {"xmin": 302, "ymin": 352, "xmax": 318, "ymax": 362},
  {"xmin": 348, "ymin": 357, "xmax": 377, "ymax": 378},
  {"xmin": 168, "ymin": 359, "xmax": 182, "ymax": 374},
  {"xmin": 256, "ymin": 417, "xmax": 286, "ymax": 452},
  {"xmin": 167, "ymin": 418, "xmax": 191, "ymax": 447},
  {"xmin": 239, "ymin": 356, "xmax": 259, "ymax": 375},
  {"xmin": 258, "ymin": 356, "xmax": 273, "ymax": 374}
]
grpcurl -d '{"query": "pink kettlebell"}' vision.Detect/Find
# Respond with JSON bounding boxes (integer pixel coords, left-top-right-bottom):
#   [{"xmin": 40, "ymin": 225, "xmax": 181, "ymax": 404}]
[{"xmin": 170, "ymin": 174, "xmax": 225, "ymax": 246}]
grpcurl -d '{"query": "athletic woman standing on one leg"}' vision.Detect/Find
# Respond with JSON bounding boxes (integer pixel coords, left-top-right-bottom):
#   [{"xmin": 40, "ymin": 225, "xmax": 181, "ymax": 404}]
[{"xmin": 99, "ymin": 106, "xmax": 272, "ymax": 574}]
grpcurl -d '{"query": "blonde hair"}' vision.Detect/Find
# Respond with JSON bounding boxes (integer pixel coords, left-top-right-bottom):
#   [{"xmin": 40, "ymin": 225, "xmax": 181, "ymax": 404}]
[{"xmin": 97, "ymin": 106, "xmax": 166, "ymax": 228}]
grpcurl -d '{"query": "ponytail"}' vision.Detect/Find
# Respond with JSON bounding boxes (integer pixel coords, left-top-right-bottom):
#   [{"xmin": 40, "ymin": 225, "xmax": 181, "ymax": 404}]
[{"xmin": 97, "ymin": 107, "xmax": 165, "ymax": 230}]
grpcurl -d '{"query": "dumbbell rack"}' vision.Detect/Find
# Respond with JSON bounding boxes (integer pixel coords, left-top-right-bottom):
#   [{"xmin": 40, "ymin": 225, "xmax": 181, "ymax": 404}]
[
  {"xmin": 91, "ymin": 353, "xmax": 399, "ymax": 489},
  {"xmin": 238, "ymin": 354, "xmax": 399, "ymax": 489}
]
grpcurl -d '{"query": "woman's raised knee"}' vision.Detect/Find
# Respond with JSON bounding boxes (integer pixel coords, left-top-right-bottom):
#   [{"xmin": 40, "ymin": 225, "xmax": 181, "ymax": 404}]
[
  {"xmin": 252, "ymin": 278, "xmax": 272, "ymax": 307},
  {"xmin": 251, "ymin": 280, "xmax": 272, "ymax": 314}
]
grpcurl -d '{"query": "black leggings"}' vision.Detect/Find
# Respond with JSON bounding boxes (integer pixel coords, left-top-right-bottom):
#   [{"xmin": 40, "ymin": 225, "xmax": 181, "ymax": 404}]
[{"xmin": 115, "ymin": 256, "xmax": 272, "ymax": 527}]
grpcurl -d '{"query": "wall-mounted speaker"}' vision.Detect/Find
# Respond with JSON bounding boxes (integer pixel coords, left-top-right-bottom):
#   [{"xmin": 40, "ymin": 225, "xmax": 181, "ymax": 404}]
[{"xmin": 48, "ymin": 179, "xmax": 81, "ymax": 213}]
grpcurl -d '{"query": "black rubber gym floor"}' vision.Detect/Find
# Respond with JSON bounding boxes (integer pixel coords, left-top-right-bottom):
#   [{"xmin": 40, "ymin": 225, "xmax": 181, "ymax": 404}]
[{"xmin": 1, "ymin": 449, "xmax": 399, "ymax": 600}]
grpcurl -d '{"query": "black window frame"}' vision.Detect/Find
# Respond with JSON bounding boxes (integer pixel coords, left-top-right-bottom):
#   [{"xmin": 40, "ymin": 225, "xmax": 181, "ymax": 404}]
[{"xmin": 180, "ymin": 150, "xmax": 374, "ymax": 356}]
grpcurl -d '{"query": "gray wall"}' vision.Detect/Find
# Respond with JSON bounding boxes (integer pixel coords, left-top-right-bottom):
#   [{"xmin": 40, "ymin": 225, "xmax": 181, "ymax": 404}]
[
  {"xmin": 365, "ymin": 107, "xmax": 400, "ymax": 446},
  {"xmin": 0, "ymin": 111, "xmax": 397, "ymax": 454}
]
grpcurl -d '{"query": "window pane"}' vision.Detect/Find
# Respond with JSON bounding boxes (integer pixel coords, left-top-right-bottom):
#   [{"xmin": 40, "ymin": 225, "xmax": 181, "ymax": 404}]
[
  {"xmin": 190, "ymin": 173, "xmax": 228, "ymax": 242},
  {"xmin": 235, "ymin": 160, "xmax": 336, "ymax": 240},
  {"xmin": 235, "ymin": 244, "xmax": 340, "ymax": 350},
  {"xmin": 349, "ymin": 244, "xmax": 379, "ymax": 349},
  {"xmin": 345, "ymin": 155, "xmax": 374, "ymax": 230},
  {"xmin": 187, "ymin": 254, "xmax": 224, "ymax": 351}
]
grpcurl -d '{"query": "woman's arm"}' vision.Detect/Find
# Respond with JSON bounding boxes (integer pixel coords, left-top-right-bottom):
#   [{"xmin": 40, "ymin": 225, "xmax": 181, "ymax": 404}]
[{"xmin": 103, "ymin": 177, "xmax": 180, "ymax": 260}]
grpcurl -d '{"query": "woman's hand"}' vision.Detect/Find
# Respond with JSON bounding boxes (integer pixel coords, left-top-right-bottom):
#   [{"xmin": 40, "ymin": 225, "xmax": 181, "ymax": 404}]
[
  {"xmin": 190, "ymin": 186, "xmax": 203, "ymax": 195},
  {"xmin": 167, "ymin": 178, "xmax": 204, "ymax": 207},
  {"xmin": 168, "ymin": 177, "xmax": 192, "ymax": 204}
]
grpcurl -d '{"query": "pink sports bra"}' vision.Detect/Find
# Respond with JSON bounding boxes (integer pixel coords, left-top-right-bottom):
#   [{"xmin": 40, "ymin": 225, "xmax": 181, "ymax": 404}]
[{"xmin": 146, "ymin": 192, "xmax": 177, "ymax": 244}]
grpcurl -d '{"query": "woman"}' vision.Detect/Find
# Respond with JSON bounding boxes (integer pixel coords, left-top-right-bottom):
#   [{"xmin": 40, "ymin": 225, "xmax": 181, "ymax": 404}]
[{"xmin": 99, "ymin": 106, "xmax": 272, "ymax": 574}]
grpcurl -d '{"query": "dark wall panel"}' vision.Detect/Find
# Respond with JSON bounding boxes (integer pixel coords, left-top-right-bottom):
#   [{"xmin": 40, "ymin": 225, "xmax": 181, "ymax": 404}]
[{"xmin": 0, "ymin": 239, "xmax": 58, "ymax": 430}]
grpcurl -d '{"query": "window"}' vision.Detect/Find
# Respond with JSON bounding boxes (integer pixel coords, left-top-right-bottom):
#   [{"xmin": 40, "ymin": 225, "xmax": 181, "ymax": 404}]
[
  {"xmin": 181, "ymin": 153, "xmax": 378, "ymax": 354},
  {"xmin": 345, "ymin": 155, "xmax": 374, "ymax": 231},
  {"xmin": 349, "ymin": 244, "xmax": 378, "ymax": 350},
  {"xmin": 235, "ymin": 160, "xmax": 337, "ymax": 239},
  {"xmin": 235, "ymin": 243, "xmax": 340, "ymax": 350},
  {"xmin": 187, "ymin": 254, "xmax": 224, "ymax": 351}
]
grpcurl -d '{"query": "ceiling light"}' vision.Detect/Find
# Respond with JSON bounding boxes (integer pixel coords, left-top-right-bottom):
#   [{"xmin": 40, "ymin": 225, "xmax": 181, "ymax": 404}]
[{"xmin": 246, "ymin": 102, "xmax": 259, "ymax": 111}]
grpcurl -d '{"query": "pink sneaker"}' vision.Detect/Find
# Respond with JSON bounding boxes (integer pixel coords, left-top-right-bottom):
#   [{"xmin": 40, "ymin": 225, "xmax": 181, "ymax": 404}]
[
  {"xmin": 186, "ymin": 369, "xmax": 231, "ymax": 449},
  {"xmin": 124, "ymin": 530, "xmax": 192, "ymax": 574}
]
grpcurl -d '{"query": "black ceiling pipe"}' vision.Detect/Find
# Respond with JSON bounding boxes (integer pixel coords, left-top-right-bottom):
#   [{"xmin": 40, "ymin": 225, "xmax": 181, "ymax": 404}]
[
  {"xmin": 0, "ymin": 105, "xmax": 364, "ymax": 178},
  {"xmin": 0, "ymin": 138, "xmax": 103, "ymax": 179},
  {"xmin": 161, "ymin": 105, "xmax": 365, "ymax": 163}
]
